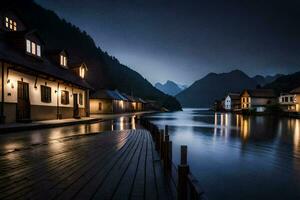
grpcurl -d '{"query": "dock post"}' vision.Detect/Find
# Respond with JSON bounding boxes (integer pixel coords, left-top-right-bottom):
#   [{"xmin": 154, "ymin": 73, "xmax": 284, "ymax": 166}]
[
  {"xmin": 178, "ymin": 145, "xmax": 189, "ymax": 200},
  {"xmin": 164, "ymin": 131, "xmax": 172, "ymax": 173},
  {"xmin": 164, "ymin": 134, "xmax": 169, "ymax": 172},
  {"xmin": 159, "ymin": 129, "xmax": 164, "ymax": 158},
  {"xmin": 155, "ymin": 127, "xmax": 159, "ymax": 150},
  {"xmin": 165, "ymin": 125, "xmax": 168, "ymax": 136}
]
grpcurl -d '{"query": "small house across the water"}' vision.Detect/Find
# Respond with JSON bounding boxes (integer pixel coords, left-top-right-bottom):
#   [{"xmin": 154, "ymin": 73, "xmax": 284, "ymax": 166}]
[
  {"xmin": 224, "ymin": 93, "xmax": 240, "ymax": 111},
  {"xmin": 240, "ymin": 89, "xmax": 276, "ymax": 112},
  {"xmin": 279, "ymin": 87, "xmax": 300, "ymax": 112}
]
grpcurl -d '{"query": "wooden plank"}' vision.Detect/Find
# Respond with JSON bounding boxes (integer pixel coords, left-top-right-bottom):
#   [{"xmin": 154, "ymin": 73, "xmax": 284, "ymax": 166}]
[
  {"xmin": 151, "ymin": 135, "xmax": 172, "ymax": 200},
  {"xmin": 24, "ymin": 131, "xmax": 133, "ymax": 200},
  {"xmin": 113, "ymin": 129, "xmax": 147, "ymax": 200},
  {"xmin": 91, "ymin": 130, "xmax": 144, "ymax": 199},
  {"xmin": 0, "ymin": 131, "xmax": 131, "ymax": 199},
  {"xmin": 54, "ymin": 131, "xmax": 140, "ymax": 200},
  {"xmin": 0, "ymin": 128, "xmax": 175, "ymax": 200},
  {"xmin": 144, "ymin": 131, "xmax": 158, "ymax": 200}
]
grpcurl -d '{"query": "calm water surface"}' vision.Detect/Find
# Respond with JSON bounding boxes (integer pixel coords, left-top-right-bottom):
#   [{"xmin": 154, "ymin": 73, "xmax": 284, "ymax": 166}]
[{"xmin": 147, "ymin": 108, "xmax": 300, "ymax": 200}]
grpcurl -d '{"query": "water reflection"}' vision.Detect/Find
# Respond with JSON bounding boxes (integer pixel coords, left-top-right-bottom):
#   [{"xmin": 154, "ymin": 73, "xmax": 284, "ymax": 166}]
[
  {"xmin": 0, "ymin": 116, "xmax": 137, "ymax": 154},
  {"xmin": 147, "ymin": 109, "xmax": 300, "ymax": 200}
]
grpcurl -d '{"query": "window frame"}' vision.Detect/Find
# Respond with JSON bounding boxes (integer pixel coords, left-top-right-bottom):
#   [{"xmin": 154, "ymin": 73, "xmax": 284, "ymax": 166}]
[
  {"xmin": 25, "ymin": 39, "xmax": 41, "ymax": 57},
  {"xmin": 61, "ymin": 90, "xmax": 70, "ymax": 105},
  {"xmin": 41, "ymin": 85, "xmax": 52, "ymax": 103},
  {"xmin": 60, "ymin": 54, "xmax": 67, "ymax": 67},
  {"xmin": 79, "ymin": 93, "xmax": 83, "ymax": 105},
  {"xmin": 5, "ymin": 17, "xmax": 17, "ymax": 31}
]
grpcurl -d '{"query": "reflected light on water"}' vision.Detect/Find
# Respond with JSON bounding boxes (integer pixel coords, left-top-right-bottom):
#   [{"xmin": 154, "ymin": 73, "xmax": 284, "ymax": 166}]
[
  {"xmin": 294, "ymin": 120, "xmax": 300, "ymax": 152},
  {"xmin": 132, "ymin": 116, "xmax": 136, "ymax": 130},
  {"xmin": 240, "ymin": 116, "xmax": 250, "ymax": 142},
  {"xmin": 120, "ymin": 117, "xmax": 124, "ymax": 131},
  {"xmin": 214, "ymin": 113, "xmax": 218, "ymax": 135}
]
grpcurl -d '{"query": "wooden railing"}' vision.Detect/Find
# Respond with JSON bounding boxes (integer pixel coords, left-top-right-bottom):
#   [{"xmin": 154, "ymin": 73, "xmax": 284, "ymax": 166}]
[{"xmin": 140, "ymin": 118, "xmax": 207, "ymax": 200}]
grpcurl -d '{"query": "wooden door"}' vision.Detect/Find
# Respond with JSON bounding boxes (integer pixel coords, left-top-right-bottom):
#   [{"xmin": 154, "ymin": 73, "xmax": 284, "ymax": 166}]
[
  {"xmin": 73, "ymin": 93, "xmax": 79, "ymax": 118},
  {"xmin": 17, "ymin": 81, "xmax": 31, "ymax": 122}
]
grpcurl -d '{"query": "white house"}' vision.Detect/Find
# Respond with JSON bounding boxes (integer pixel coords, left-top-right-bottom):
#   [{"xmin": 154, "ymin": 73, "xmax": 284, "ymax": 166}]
[
  {"xmin": 279, "ymin": 87, "xmax": 300, "ymax": 112},
  {"xmin": 0, "ymin": 10, "xmax": 91, "ymax": 123},
  {"xmin": 224, "ymin": 93, "xmax": 240, "ymax": 111}
]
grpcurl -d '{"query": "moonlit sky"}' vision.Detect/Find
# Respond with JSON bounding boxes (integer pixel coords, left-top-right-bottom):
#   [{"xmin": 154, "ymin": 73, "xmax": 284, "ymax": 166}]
[{"xmin": 36, "ymin": 0, "xmax": 300, "ymax": 85}]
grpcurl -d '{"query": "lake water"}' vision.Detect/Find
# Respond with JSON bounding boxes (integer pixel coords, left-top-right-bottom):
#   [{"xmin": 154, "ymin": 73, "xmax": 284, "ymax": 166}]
[{"xmin": 146, "ymin": 108, "xmax": 300, "ymax": 200}]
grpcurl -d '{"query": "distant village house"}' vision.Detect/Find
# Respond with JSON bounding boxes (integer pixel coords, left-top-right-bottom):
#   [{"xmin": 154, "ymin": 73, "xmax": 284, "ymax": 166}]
[
  {"xmin": 279, "ymin": 87, "xmax": 300, "ymax": 112},
  {"xmin": 224, "ymin": 93, "xmax": 240, "ymax": 111},
  {"xmin": 240, "ymin": 89, "xmax": 276, "ymax": 112}
]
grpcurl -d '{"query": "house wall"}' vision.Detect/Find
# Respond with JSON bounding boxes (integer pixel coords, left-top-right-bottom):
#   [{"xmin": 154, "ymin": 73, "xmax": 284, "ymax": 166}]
[
  {"xmin": 137, "ymin": 102, "xmax": 143, "ymax": 111},
  {"xmin": 251, "ymin": 98, "xmax": 275, "ymax": 107},
  {"xmin": 113, "ymin": 100, "xmax": 125, "ymax": 113},
  {"xmin": 90, "ymin": 99, "xmax": 112, "ymax": 114},
  {"xmin": 278, "ymin": 94, "xmax": 297, "ymax": 112},
  {"xmin": 295, "ymin": 94, "xmax": 300, "ymax": 112},
  {"xmin": 241, "ymin": 92, "xmax": 251, "ymax": 109},
  {"xmin": 225, "ymin": 96, "xmax": 231, "ymax": 110},
  {"xmin": 0, "ymin": 62, "xmax": 88, "ymax": 123}
]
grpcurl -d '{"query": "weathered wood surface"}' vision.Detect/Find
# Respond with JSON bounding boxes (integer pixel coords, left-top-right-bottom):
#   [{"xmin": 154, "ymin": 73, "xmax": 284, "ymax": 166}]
[{"xmin": 0, "ymin": 128, "xmax": 172, "ymax": 200}]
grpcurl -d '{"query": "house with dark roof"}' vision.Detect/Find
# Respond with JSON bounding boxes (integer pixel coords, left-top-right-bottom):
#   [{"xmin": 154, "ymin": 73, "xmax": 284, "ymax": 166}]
[
  {"xmin": 240, "ymin": 89, "xmax": 277, "ymax": 112},
  {"xmin": 0, "ymin": 10, "xmax": 92, "ymax": 123},
  {"xmin": 90, "ymin": 89, "xmax": 128, "ymax": 114},
  {"xmin": 279, "ymin": 87, "xmax": 300, "ymax": 112},
  {"xmin": 224, "ymin": 93, "xmax": 240, "ymax": 111}
]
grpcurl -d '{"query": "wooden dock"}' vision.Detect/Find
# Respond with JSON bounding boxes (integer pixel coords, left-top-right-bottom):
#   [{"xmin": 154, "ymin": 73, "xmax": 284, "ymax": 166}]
[{"xmin": 0, "ymin": 129, "xmax": 173, "ymax": 199}]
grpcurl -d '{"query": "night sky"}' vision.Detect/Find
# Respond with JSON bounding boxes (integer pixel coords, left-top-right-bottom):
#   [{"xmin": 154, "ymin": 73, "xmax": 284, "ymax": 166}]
[{"xmin": 36, "ymin": 0, "xmax": 300, "ymax": 85}]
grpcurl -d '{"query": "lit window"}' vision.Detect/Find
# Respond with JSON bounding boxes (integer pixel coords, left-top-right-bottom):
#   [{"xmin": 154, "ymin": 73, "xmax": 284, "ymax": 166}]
[
  {"xmin": 5, "ymin": 17, "xmax": 9, "ymax": 28},
  {"xmin": 9, "ymin": 20, "xmax": 13, "ymax": 29},
  {"xmin": 79, "ymin": 67, "xmax": 85, "ymax": 78},
  {"xmin": 31, "ymin": 42, "xmax": 36, "ymax": 55},
  {"xmin": 25, "ymin": 39, "xmax": 41, "ymax": 57},
  {"xmin": 64, "ymin": 56, "xmax": 67, "ymax": 66},
  {"xmin": 5, "ymin": 17, "xmax": 17, "ymax": 31},
  {"xmin": 26, "ymin": 39, "xmax": 31, "ymax": 53},
  {"xmin": 37, "ymin": 45, "xmax": 41, "ymax": 57},
  {"xmin": 60, "ymin": 55, "xmax": 67, "ymax": 67}
]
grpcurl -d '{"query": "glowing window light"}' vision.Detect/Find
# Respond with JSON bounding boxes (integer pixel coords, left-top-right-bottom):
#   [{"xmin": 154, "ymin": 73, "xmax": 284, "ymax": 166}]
[{"xmin": 79, "ymin": 67, "xmax": 85, "ymax": 78}]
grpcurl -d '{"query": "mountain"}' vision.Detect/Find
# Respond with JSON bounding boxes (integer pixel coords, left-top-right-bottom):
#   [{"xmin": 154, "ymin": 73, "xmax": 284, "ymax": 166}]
[
  {"xmin": 264, "ymin": 71, "xmax": 300, "ymax": 94},
  {"xmin": 155, "ymin": 80, "xmax": 184, "ymax": 96},
  {"xmin": 176, "ymin": 70, "xmax": 257, "ymax": 107},
  {"xmin": 252, "ymin": 74, "xmax": 283, "ymax": 86},
  {"xmin": 4, "ymin": 0, "xmax": 181, "ymax": 111}
]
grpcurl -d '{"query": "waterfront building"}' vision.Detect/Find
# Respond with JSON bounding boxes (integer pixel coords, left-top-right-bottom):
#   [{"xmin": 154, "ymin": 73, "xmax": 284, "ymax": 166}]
[
  {"xmin": 224, "ymin": 93, "xmax": 240, "ymax": 111},
  {"xmin": 90, "ymin": 89, "xmax": 128, "ymax": 114},
  {"xmin": 279, "ymin": 87, "xmax": 300, "ymax": 112},
  {"xmin": 240, "ymin": 89, "xmax": 276, "ymax": 112},
  {"xmin": 0, "ymin": 10, "xmax": 91, "ymax": 123}
]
